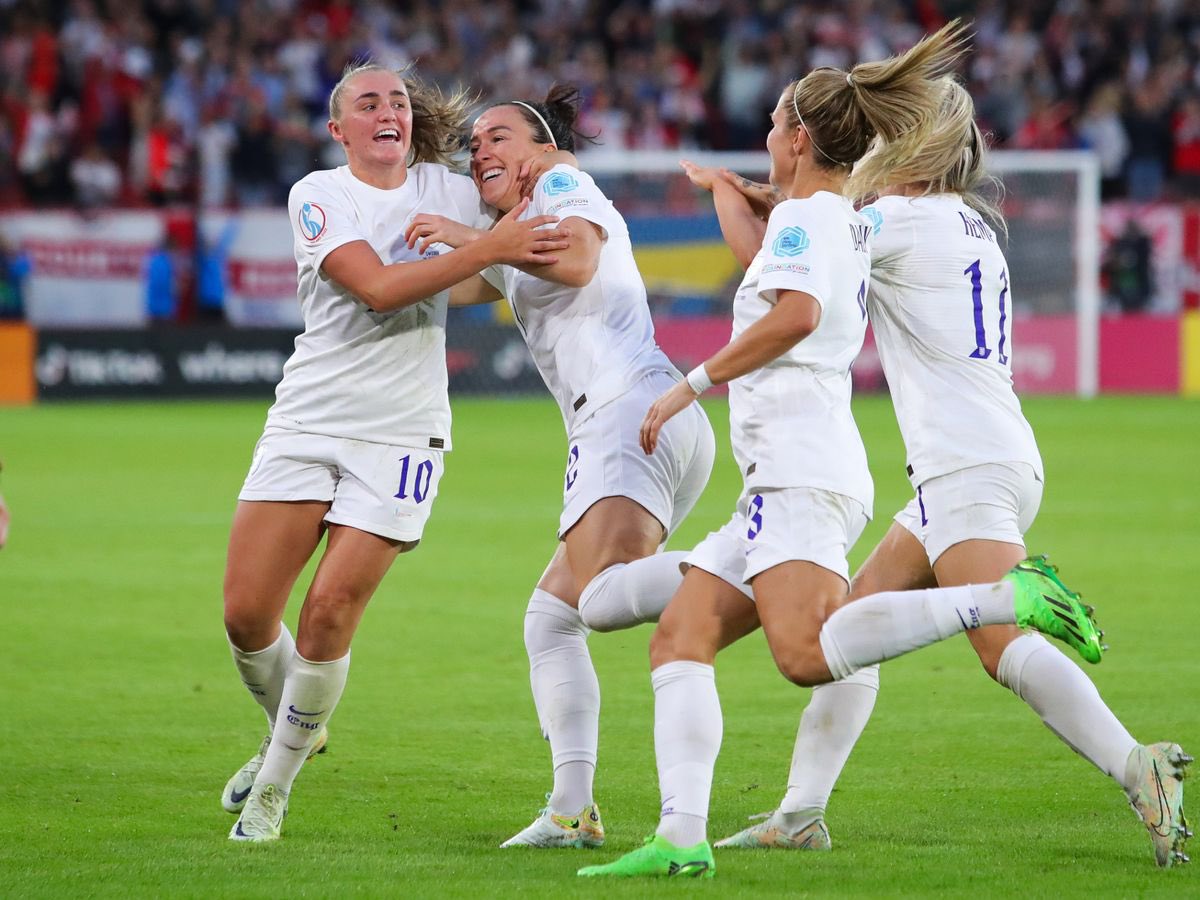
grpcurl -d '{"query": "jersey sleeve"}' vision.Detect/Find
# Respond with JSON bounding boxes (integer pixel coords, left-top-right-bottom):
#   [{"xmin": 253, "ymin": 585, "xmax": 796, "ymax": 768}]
[
  {"xmin": 444, "ymin": 170, "xmax": 496, "ymax": 231},
  {"xmin": 863, "ymin": 196, "xmax": 911, "ymax": 269},
  {"xmin": 287, "ymin": 176, "xmax": 365, "ymax": 273},
  {"xmin": 530, "ymin": 165, "xmax": 614, "ymax": 240},
  {"xmin": 480, "ymin": 264, "xmax": 506, "ymax": 295},
  {"xmin": 757, "ymin": 200, "xmax": 833, "ymax": 309}
]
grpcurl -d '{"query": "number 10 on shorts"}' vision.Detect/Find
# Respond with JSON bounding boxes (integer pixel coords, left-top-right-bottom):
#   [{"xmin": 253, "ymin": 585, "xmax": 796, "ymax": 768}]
[{"xmin": 395, "ymin": 454, "xmax": 433, "ymax": 502}]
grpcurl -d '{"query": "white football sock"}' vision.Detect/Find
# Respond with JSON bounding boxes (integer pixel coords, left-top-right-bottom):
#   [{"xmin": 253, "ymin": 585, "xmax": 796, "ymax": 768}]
[
  {"xmin": 256, "ymin": 651, "xmax": 349, "ymax": 794},
  {"xmin": 820, "ymin": 582, "xmax": 1015, "ymax": 680},
  {"xmin": 228, "ymin": 624, "xmax": 295, "ymax": 731},
  {"xmin": 780, "ymin": 665, "xmax": 880, "ymax": 816},
  {"xmin": 577, "ymin": 551, "xmax": 688, "ymax": 632},
  {"xmin": 653, "ymin": 660, "xmax": 720, "ymax": 847},
  {"xmin": 524, "ymin": 589, "xmax": 599, "ymax": 814},
  {"xmin": 997, "ymin": 633, "xmax": 1139, "ymax": 790}
]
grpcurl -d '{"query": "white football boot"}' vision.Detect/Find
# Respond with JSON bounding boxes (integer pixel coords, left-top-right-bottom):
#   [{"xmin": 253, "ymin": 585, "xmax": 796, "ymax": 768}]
[
  {"xmin": 222, "ymin": 727, "xmax": 327, "ymax": 813},
  {"xmin": 714, "ymin": 809, "xmax": 832, "ymax": 850},
  {"xmin": 501, "ymin": 800, "xmax": 605, "ymax": 848},
  {"xmin": 229, "ymin": 783, "xmax": 288, "ymax": 842}
]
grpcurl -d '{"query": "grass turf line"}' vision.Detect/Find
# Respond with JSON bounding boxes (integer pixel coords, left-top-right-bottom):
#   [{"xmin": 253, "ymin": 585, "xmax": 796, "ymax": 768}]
[{"xmin": 0, "ymin": 395, "xmax": 1196, "ymax": 897}]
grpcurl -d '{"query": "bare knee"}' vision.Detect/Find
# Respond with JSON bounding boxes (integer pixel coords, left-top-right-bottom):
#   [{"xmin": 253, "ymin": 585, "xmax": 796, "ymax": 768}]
[
  {"xmin": 296, "ymin": 585, "xmax": 365, "ymax": 659},
  {"xmin": 649, "ymin": 619, "xmax": 719, "ymax": 670},
  {"xmin": 771, "ymin": 641, "xmax": 830, "ymax": 687},
  {"xmin": 967, "ymin": 624, "xmax": 1024, "ymax": 682},
  {"xmin": 223, "ymin": 588, "xmax": 279, "ymax": 652}
]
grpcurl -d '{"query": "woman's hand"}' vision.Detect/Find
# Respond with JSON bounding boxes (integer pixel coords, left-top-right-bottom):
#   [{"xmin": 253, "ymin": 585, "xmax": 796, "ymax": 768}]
[
  {"xmin": 404, "ymin": 215, "xmax": 484, "ymax": 254},
  {"xmin": 679, "ymin": 159, "xmax": 724, "ymax": 192},
  {"xmin": 720, "ymin": 169, "xmax": 785, "ymax": 220},
  {"xmin": 640, "ymin": 380, "xmax": 699, "ymax": 455},
  {"xmin": 480, "ymin": 197, "xmax": 572, "ymax": 266},
  {"xmin": 518, "ymin": 149, "xmax": 581, "ymax": 197}
]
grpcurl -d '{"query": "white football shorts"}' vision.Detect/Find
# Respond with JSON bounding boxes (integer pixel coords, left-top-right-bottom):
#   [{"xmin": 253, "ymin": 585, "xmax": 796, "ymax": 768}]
[
  {"xmin": 238, "ymin": 425, "xmax": 445, "ymax": 543},
  {"xmin": 894, "ymin": 461, "xmax": 1043, "ymax": 565},
  {"xmin": 559, "ymin": 370, "xmax": 716, "ymax": 539},
  {"xmin": 685, "ymin": 485, "xmax": 869, "ymax": 598}
]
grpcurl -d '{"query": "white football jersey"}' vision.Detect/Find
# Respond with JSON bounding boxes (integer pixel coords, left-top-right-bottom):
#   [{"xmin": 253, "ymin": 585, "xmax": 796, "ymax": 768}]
[
  {"xmin": 729, "ymin": 192, "xmax": 873, "ymax": 513},
  {"xmin": 267, "ymin": 163, "xmax": 492, "ymax": 449},
  {"xmin": 864, "ymin": 194, "xmax": 1042, "ymax": 486},
  {"xmin": 482, "ymin": 165, "xmax": 678, "ymax": 429}
]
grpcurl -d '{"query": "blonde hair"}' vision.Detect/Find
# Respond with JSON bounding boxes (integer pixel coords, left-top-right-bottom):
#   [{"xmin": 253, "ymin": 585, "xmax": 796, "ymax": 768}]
[
  {"xmin": 328, "ymin": 61, "xmax": 473, "ymax": 168},
  {"xmin": 787, "ymin": 20, "xmax": 970, "ymax": 180},
  {"xmin": 852, "ymin": 77, "xmax": 1006, "ymax": 234}
]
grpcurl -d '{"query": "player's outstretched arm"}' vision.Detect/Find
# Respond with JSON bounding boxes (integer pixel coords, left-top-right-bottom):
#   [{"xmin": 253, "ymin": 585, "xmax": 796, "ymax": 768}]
[
  {"xmin": 680, "ymin": 160, "xmax": 766, "ymax": 269},
  {"xmin": 324, "ymin": 199, "xmax": 568, "ymax": 312},
  {"xmin": 640, "ymin": 289, "xmax": 820, "ymax": 454}
]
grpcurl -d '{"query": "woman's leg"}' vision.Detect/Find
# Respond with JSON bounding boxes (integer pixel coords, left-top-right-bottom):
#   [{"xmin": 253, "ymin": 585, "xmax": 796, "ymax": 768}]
[
  {"xmin": 232, "ymin": 523, "xmax": 404, "ymax": 840},
  {"xmin": 505, "ymin": 497, "xmax": 677, "ymax": 846},
  {"xmin": 719, "ymin": 524, "xmax": 936, "ymax": 848},
  {"xmin": 223, "ymin": 500, "xmax": 328, "ymax": 730},
  {"xmin": 503, "ymin": 544, "xmax": 603, "ymax": 846},
  {"xmin": 570, "ymin": 496, "xmax": 690, "ymax": 631}
]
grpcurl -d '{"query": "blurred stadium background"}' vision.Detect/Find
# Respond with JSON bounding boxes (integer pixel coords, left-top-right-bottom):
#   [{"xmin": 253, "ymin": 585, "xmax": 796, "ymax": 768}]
[{"xmin": 0, "ymin": 0, "xmax": 1199, "ymax": 401}]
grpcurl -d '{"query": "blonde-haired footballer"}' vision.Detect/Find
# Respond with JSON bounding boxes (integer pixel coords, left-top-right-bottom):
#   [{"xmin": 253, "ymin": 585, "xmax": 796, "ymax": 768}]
[
  {"xmin": 220, "ymin": 61, "xmax": 573, "ymax": 842},
  {"xmin": 714, "ymin": 76, "xmax": 1191, "ymax": 869}
]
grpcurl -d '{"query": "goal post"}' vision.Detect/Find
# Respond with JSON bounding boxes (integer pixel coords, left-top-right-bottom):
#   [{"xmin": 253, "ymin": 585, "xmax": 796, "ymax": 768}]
[{"xmin": 581, "ymin": 149, "xmax": 1102, "ymax": 398}]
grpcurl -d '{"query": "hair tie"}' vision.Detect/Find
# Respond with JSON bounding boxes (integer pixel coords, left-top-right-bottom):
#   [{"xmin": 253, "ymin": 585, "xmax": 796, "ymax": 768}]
[
  {"xmin": 509, "ymin": 100, "xmax": 558, "ymax": 149},
  {"xmin": 846, "ymin": 72, "xmax": 855, "ymax": 87}
]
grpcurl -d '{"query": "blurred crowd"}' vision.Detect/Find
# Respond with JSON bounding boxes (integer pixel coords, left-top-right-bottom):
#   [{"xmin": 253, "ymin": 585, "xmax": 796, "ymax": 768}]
[{"xmin": 1, "ymin": 0, "xmax": 1200, "ymax": 210}]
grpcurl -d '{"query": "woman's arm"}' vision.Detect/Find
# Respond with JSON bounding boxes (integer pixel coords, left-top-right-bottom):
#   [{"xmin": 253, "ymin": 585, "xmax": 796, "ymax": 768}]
[
  {"xmin": 639, "ymin": 289, "xmax": 819, "ymax": 453},
  {"xmin": 679, "ymin": 160, "xmax": 768, "ymax": 269},
  {"xmin": 324, "ymin": 199, "xmax": 567, "ymax": 313},
  {"xmin": 449, "ymin": 274, "xmax": 503, "ymax": 307},
  {"xmin": 516, "ymin": 216, "xmax": 601, "ymax": 288}
]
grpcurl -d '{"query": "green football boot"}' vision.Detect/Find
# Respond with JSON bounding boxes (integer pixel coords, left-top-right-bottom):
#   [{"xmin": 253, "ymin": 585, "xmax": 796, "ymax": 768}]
[
  {"xmin": 1005, "ymin": 555, "xmax": 1104, "ymax": 664},
  {"xmin": 577, "ymin": 834, "xmax": 714, "ymax": 878}
]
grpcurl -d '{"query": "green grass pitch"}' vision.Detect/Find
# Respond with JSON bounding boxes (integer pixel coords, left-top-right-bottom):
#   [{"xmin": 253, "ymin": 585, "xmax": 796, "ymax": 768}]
[{"xmin": 0, "ymin": 394, "xmax": 1196, "ymax": 898}]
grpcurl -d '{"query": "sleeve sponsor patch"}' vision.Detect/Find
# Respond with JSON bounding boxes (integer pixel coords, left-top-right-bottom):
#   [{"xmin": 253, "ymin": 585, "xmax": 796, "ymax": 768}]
[
  {"xmin": 762, "ymin": 262, "xmax": 811, "ymax": 276},
  {"xmin": 862, "ymin": 206, "xmax": 883, "ymax": 235},
  {"xmin": 542, "ymin": 171, "xmax": 580, "ymax": 196},
  {"xmin": 771, "ymin": 225, "xmax": 810, "ymax": 257},
  {"xmin": 298, "ymin": 201, "xmax": 327, "ymax": 241},
  {"xmin": 546, "ymin": 197, "xmax": 589, "ymax": 216}
]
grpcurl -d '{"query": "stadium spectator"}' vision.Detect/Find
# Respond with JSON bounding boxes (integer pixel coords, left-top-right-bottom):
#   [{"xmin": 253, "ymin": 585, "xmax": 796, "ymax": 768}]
[
  {"xmin": 195, "ymin": 220, "xmax": 236, "ymax": 322},
  {"xmin": 1, "ymin": 1, "xmax": 1200, "ymax": 205},
  {"xmin": 69, "ymin": 142, "xmax": 122, "ymax": 208},
  {"xmin": 1171, "ymin": 93, "xmax": 1200, "ymax": 197},
  {"xmin": 1103, "ymin": 218, "xmax": 1155, "ymax": 313},
  {"xmin": 1124, "ymin": 81, "xmax": 1174, "ymax": 202},
  {"xmin": 0, "ymin": 233, "xmax": 30, "ymax": 320},
  {"xmin": 144, "ymin": 236, "xmax": 178, "ymax": 323}
]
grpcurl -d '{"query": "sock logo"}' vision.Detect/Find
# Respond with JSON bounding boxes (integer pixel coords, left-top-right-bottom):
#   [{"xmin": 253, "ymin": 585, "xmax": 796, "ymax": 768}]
[
  {"xmin": 955, "ymin": 606, "xmax": 982, "ymax": 630},
  {"xmin": 286, "ymin": 704, "xmax": 326, "ymax": 730}
]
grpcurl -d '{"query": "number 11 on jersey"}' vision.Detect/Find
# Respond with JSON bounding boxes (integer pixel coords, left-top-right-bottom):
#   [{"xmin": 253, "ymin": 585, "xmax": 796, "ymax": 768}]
[{"xmin": 964, "ymin": 259, "xmax": 1009, "ymax": 365}]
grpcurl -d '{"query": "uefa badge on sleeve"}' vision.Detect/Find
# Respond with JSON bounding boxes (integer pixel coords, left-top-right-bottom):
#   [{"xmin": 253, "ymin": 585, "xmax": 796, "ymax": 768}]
[
  {"xmin": 299, "ymin": 201, "xmax": 327, "ymax": 241},
  {"xmin": 771, "ymin": 226, "xmax": 810, "ymax": 257},
  {"xmin": 543, "ymin": 172, "xmax": 579, "ymax": 196}
]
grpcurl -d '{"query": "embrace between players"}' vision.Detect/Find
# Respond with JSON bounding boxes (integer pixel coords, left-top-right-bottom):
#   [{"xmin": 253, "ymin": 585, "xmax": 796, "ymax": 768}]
[{"xmin": 216, "ymin": 19, "xmax": 1191, "ymax": 875}]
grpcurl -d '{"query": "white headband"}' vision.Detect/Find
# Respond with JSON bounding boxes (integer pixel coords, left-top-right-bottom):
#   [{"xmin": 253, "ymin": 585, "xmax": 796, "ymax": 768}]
[
  {"xmin": 791, "ymin": 84, "xmax": 849, "ymax": 167},
  {"xmin": 510, "ymin": 100, "xmax": 558, "ymax": 149}
]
